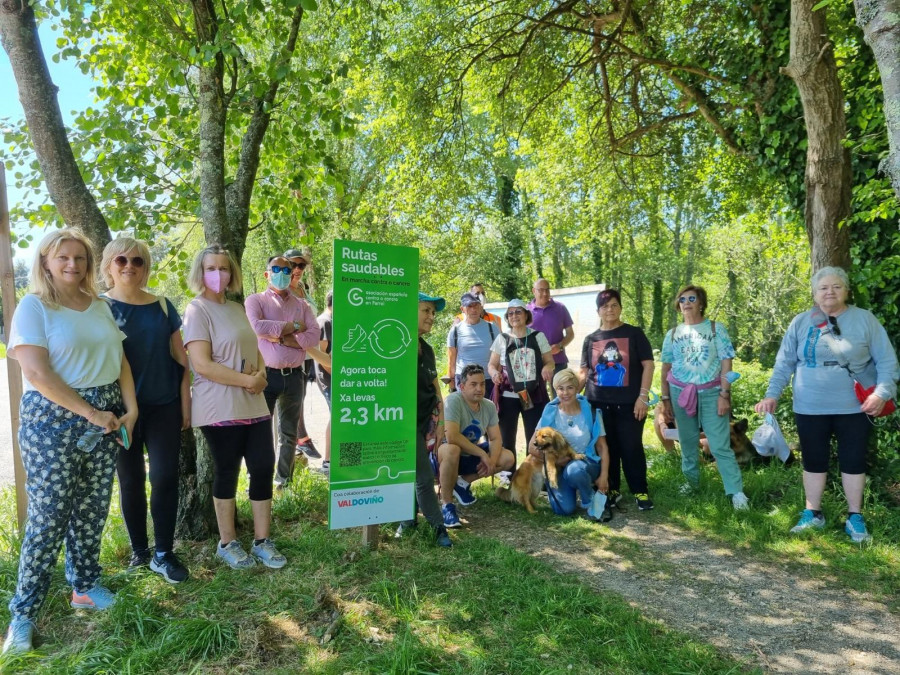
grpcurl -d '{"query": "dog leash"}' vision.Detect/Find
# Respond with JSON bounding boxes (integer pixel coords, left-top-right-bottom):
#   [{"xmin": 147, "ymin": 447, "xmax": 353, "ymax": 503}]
[{"xmin": 540, "ymin": 451, "xmax": 564, "ymax": 513}]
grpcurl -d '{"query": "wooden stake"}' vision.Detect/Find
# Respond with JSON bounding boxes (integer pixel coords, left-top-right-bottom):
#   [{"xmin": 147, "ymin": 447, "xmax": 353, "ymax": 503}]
[
  {"xmin": 362, "ymin": 525, "xmax": 379, "ymax": 550},
  {"xmin": 0, "ymin": 165, "xmax": 27, "ymax": 532}
]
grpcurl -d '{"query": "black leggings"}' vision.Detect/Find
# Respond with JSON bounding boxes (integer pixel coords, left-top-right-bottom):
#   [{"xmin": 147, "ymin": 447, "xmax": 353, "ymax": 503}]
[
  {"xmin": 795, "ymin": 412, "xmax": 872, "ymax": 474},
  {"xmin": 497, "ymin": 395, "xmax": 545, "ymax": 466},
  {"xmin": 117, "ymin": 399, "xmax": 182, "ymax": 553},
  {"xmin": 594, "ymin": 402, "xmax": 648, "ymax": 494},
  {"xmin": 201, "ymin": 421, "xmax": 275, "ymax": 501}
]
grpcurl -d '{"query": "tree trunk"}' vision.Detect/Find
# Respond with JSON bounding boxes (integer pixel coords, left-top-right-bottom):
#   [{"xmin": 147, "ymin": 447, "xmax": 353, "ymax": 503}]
[
  {"xmin": 589, "ymin": 235, "xmax": 603, "ymax": 284},
  {"xmin": 551, "ymin": 236, "xmax": 564, "ymax": 289},
  {"xmin": 854, "ymin": 0, "xmax": 900, "ymax": 202},
  {"xmin": 0, "ymin": 1, "xmax": 109, "ymax": 253},
  {"xmin": 175, "ymin": 429, "xmax": 216, "ymax": 540},
  {"xmin": 782, "ymin": 0, "xmax": 851, "ymax": 272},
  {"xmin": 726, "ymin": 266, "xmax": 739, "ymax": 349},
  {"xmin": 650, "ymin": 277, "xmax": 663, "ymax": 341},
  {"xmin": 629, "ymin": 234, "xmax": 645, "ymax": 327},
  {"xmin": 191, "ymin": 0, "xmax": 230, "ymax": 251}
]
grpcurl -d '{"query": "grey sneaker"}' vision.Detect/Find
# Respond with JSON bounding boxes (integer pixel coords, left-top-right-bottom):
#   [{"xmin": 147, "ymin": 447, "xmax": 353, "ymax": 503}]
[
  {"xmin": 678, "ymin": 482, "xmax": 698, "ymax": 496},
  {"xmin": 250, "ymin": 538, "xmax": 287, "ymax": 569},
  {"xmin": 3, "ymin": 619, "xmax": 34, "ymax": 654},
  {"xmin": 731, "ymin": 492, "xmax": 750, "ymax": 510},
  {"xmin": 216, "ymin": 540, "xmax": 256, "ymax": 570}
]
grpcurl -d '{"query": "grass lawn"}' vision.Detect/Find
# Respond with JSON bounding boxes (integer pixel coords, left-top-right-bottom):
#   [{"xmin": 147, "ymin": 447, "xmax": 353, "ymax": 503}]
[{"xmin": 0, "ymin": 470, "xmax": 756, "ymax": 674}]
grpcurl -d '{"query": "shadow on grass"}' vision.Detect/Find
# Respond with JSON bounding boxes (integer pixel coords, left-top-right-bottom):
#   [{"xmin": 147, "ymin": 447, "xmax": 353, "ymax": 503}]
[{"xmin": 0, "ymin": 473, "xmax": 754, "ymax": 674}]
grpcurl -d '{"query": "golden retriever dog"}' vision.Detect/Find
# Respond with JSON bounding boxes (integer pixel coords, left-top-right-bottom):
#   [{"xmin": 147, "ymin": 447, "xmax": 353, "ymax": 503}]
[{"xmin": 496, "ymin": 427, "xmax": 585, "ymax": 513}]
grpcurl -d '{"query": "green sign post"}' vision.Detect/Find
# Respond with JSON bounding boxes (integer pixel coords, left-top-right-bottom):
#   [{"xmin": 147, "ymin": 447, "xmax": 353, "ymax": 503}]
[{"xmin": 329, "ymin": 240, "xmax": 419, "ymax": 529}]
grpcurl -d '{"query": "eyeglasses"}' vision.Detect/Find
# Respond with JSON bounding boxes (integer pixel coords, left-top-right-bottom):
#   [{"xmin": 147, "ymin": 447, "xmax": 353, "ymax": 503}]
[
  {"xmin": 828, "ymin": 316, "xmax": 841, "ymax": 336},
  {"xmin": 113, "ymin": 255, "xmax": 145, "ymax": 268},
  {"xmin": 270, "ymin": 265, "xmax": 293, "ymax": 274},
  {"xmin": 507, "ymin": 309, "xmax": 525, "ymax": 316},
  {"xmin": 678, "ymin": 295, "xmax": 698, "ymax": 304},
  {"xmin": 292, "ymin": 262, "xmax": 308, "ymax": 271},
  {"xmin": 599, "ymin": 303, "xmax": 621, "ymax": 310}
]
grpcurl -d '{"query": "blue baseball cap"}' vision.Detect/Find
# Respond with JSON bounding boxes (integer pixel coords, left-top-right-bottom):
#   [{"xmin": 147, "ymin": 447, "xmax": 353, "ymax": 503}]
[{"xmin": 418, "ymin": 291, "xmax": 446, "ymax": 312}]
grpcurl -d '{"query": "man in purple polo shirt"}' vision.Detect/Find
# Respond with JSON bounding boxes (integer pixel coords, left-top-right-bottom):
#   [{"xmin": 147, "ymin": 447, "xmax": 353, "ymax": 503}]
[
  {"xmin": 245, "ymin": 255, "xmax": 321, "ymax": 489},
  {"xmin": 527, "ymin": 278, "xmax": 575, "ymax": 375}
]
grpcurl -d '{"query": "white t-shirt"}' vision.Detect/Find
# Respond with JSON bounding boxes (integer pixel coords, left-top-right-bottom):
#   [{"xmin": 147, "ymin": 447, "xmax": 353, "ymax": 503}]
[
  {"xmin": 8, "ymin": 294, "xmax": 125, "ymax": 391},
  {"xmin": 490, "ymin": 329, "xmax": 551, "ymax": 398},
  {"xmin": 182, "ymin": 296, "xmax": 269, "ymax": 427}
]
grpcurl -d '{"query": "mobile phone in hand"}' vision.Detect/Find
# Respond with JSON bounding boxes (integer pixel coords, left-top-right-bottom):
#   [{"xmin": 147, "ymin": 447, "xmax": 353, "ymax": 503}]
[{"xmin": 120, "ymin": 426, "xmax": 130, "ymax": 450}]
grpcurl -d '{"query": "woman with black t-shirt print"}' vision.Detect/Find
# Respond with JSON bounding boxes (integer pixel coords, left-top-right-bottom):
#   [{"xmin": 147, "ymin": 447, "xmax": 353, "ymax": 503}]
[{"xmin": 580, "ymin": 289, "xmax": 655, "ymax": 511}]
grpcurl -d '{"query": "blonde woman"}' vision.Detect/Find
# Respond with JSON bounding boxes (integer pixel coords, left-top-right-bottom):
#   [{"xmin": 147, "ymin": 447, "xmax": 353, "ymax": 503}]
[
  {"xmin": 101, "ymin": 237, "xmax": 191, "ymax": 583},
  {"xmin": 182, "ymin": 245, "xmax": 285, "ymax": 570},
  {"xmin": 4, "ymin": 229, "xmax": 138, "ymax": 654}
]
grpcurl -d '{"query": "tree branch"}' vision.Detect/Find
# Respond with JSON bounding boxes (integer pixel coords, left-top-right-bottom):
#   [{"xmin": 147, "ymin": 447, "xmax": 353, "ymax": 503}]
[{"xmin": 0, "ymin": 0, "xmax": 110, "ymax": 252}]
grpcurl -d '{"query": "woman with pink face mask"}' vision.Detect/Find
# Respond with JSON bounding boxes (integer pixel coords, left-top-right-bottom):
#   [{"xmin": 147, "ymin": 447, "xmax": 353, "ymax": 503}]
[{"xmin": 182, "ymin": 245, "xmax": 286, "ymax": 571}]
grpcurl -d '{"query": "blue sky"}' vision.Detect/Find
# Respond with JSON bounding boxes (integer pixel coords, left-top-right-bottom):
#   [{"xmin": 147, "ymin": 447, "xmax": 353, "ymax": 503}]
[{"xmin": 1, "ymin": 21, "xmax": 97, "ymax": 263}]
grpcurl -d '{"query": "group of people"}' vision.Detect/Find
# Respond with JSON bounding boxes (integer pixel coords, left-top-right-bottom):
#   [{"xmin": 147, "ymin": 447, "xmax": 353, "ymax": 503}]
[
  {"xmin": 4, "ymin": 225, "xmax": 896, "ymax": 654},
  {"xmin": 3, "ymin": 229, "xmax": 332, "ymax": 654},
  {"xmin": 412, "ymin": 271, "xmax": 898, "ymax": 550}
]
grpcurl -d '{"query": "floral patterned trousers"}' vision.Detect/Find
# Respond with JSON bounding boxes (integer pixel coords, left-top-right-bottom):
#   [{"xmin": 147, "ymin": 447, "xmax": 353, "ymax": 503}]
[{"xmin": 9, "ymin": 383, "xmax": 122, "ymax": 622}]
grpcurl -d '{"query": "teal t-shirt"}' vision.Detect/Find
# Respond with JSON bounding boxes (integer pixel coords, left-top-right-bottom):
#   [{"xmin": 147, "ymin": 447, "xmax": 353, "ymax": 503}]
[{"xmin": 661, "ymin": 319, "xmax": 735, "ymax": 385}]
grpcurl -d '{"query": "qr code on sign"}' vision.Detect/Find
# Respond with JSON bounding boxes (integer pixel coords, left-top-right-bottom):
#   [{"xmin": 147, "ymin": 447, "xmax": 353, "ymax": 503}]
[{"xmin": 340, "ymin": 442, "xmax": 362, "ymax": 467}]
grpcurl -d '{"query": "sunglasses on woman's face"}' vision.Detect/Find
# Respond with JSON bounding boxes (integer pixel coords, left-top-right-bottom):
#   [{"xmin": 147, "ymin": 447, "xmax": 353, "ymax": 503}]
[
  {"xmin": 678, "ymin": 295, "xmax": 698, "ymax": 304},
  {"xmin": 113, "ymin": 255, "xmax": 145, "ymax": 268},
  {"xmin": 269, "ymin": 265, "xmax": 294, "ymax": 274},
  {"xmin": 292, "ymin": 262, "xmax": 308, "ymax": 271}
]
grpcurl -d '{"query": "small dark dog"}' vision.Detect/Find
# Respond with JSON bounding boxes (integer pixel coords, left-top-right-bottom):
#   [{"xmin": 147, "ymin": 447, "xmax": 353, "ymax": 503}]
[
  {"xmin": 496, "ymin": 427, "xmax": 585, "ymax": 513},
  {"xmin": 654, "ymin": 407, "xmax": 776, "ymax": 467}
]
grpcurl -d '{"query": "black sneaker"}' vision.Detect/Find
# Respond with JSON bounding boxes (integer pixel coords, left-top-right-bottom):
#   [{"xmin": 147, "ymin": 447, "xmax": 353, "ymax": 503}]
[
  {"xmin": 608, "ymin": 490, "xmax": 624, "ymax": 508},
  {"xmin": 297, "ymin": 438, "xmax": 321, "ymax": 459},
  {"xmin": 434, "ymin": 525, "xmax": 452, "ymax": 548},
  {"xmin": 129, "ymin": 548, "xmax": 152, "ymax": 568},
  {"xmin": 150, "ymin": 552, "xmax": 189, "ymax": 584},
  {"xmin": 600, "ymin": 505, "xmax": 614, "ymax": 523},
  {"xmin": 634, "ymin": 493, "xmax": 655, "ymax": 511}
]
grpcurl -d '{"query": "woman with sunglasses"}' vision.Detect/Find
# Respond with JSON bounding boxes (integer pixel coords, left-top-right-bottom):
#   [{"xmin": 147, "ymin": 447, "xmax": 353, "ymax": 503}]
[
  {"xmin": 487, "ymin": 299, "xmax": 555, "ymax": 458},
  {"xmin": 755, "ymin": 266, "xmax": 898, "ymax": 542},
  {"xmin": 4, "ymin": 229, "xmax": 137, "ymax": 654},
  {"xmin": 660, "ymin": 285, "xmax": 749, "ymax": 510},
  {"xmin": 101, "ymin": 238, "xmax": 191, "ymax": 583}
]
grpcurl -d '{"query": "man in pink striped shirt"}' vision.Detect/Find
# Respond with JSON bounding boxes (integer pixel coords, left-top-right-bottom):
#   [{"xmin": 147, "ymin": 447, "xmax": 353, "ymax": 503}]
[{"xmin": 245, "ymin": 255, "xmax": 321, "ymax": 489}]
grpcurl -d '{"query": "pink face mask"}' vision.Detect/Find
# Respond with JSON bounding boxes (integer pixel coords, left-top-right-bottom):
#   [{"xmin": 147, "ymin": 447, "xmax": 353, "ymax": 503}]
[{"xmin": 204, "ymin": 270, "xmax": 231, "ymax": 293}]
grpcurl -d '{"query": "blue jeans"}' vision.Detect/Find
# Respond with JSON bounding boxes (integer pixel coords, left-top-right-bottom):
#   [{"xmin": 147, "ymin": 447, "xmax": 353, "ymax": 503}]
[
  {"xmin": 547, "ymin": 459, "xmax": 601, "ymax": 515},
  {"xmin": 670, "ymin": 384, "xmax": 743, "ymax": 495}
]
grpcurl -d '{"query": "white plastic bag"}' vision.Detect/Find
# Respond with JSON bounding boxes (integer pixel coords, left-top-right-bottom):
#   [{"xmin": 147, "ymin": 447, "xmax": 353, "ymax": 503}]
[{"xmin": 751, "ymin": 413, "xmax": 791, "ymax": 463}]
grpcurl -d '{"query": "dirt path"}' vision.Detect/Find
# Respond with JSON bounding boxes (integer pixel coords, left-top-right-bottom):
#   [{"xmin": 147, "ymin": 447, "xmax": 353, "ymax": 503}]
[{"xmin": 465, "ymin": 506, "xmax": 900, "ymax": 675}]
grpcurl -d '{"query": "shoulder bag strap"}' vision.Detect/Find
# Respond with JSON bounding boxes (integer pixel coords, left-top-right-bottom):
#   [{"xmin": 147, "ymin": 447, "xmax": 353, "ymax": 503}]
[{"xmin": 810, "ymin": 308, "xmax": 855, "ymax": 377}]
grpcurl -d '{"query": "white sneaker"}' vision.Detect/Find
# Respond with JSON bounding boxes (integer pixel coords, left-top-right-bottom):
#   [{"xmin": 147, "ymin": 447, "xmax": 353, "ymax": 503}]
[{"xmin": 731, "ymin": 492, "xmax": 749, "ymax": 510}]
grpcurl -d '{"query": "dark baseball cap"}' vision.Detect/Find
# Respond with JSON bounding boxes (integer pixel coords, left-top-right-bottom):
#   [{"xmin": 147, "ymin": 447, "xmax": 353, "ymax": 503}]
[{"xmin": 460, "ymin": 292, "xmax": 482, "ymax": 307}]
